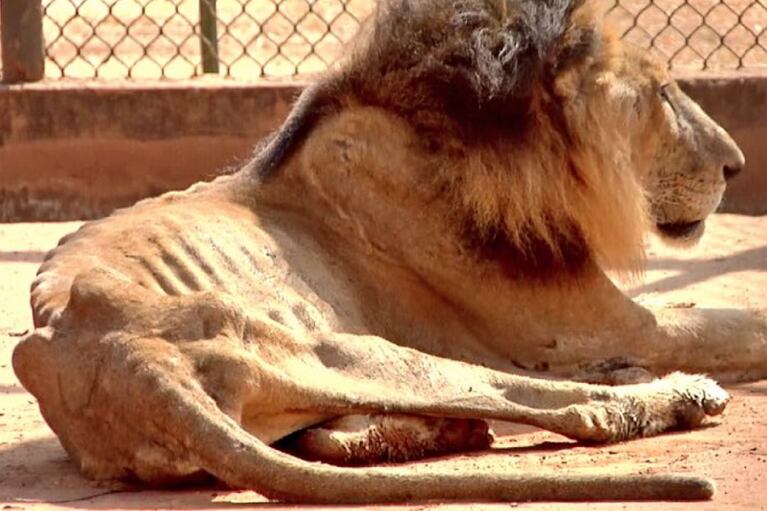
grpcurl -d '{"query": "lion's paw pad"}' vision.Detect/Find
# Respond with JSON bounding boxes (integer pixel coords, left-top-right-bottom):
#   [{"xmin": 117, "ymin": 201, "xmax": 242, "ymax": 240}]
[{"xmin": 661, "ymin": 372, "xmax": 730, "ymax": 421}]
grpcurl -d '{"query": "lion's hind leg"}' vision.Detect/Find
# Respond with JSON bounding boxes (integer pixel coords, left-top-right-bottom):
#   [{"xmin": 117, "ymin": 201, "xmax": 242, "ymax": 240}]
[{"xmin": 277, "ymin": 414, "xmax": 492, "ymax": 465}]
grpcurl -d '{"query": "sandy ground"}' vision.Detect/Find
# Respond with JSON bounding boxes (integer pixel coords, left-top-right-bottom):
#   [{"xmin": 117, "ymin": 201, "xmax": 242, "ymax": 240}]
[{"xmin": 1, "ymin": 213, "xmax": 766, "ymax": 510}]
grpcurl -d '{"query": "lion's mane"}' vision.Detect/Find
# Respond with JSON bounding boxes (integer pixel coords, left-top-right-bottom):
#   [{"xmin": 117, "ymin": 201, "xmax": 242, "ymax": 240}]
[{"xmin": 252, "ymin": 0, "xmax": 648, "ymax": 275}]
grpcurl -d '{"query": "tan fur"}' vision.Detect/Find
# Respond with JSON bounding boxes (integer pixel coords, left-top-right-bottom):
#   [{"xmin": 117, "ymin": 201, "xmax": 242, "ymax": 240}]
[{"xmin": 12, "ymin": 0, "xmax": 765, "ymax": 504}]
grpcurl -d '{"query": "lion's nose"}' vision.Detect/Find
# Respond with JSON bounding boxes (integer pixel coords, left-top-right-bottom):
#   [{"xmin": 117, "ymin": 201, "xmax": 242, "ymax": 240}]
[
  {"xmin": 723, "ymin": 163, "xmax": 743, "ymax": 181},
  {"xmin": 722, "ymin": 145, "xmax": 745, "ymax": 182}
]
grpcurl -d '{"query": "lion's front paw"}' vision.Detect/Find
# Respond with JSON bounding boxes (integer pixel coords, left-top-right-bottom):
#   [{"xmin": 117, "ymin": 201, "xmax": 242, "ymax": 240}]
[
  {"xmin": 561, "ymin": 373, "xmax": 730, "ymax": 443},
  {"xmin": 661, "ymin": 372, "xmax": 730, "ymax": 423},
  {"xmin": 622, "ymin": 372, "xmax": 730, "ymax": 437}
]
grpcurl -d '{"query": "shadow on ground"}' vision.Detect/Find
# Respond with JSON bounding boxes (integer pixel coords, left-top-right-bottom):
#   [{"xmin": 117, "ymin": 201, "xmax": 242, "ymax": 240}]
[
  {"xmin": 0, "ymin": 251, "xmax": 47, "ymax": 263},
  {"xmin": 628, "ymin": 245, "xmax": 767, "ymax": 297}
]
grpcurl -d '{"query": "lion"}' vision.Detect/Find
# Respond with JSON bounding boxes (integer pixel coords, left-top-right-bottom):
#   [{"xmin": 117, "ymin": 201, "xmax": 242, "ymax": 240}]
[{"xmin": 12, "ymin": 0, "xmax": 766, "ymax": 503}]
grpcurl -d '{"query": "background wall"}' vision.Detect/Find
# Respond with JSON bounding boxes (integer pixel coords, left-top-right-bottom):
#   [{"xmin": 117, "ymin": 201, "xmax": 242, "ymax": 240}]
[{"xmin": 1, "ymin": 74, "xmax": 765, "ymax": 221}]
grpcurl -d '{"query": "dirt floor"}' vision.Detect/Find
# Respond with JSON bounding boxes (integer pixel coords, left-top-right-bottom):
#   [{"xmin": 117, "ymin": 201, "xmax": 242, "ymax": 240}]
[{"xmin": 1, "ymin": 213, "xmax": 766, "ymax": 510}]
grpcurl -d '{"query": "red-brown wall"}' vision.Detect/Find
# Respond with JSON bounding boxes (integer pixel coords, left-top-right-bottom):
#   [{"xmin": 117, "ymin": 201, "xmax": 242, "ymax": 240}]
[{"xmin": 1, "ymin": 74, "xmax": 765, "ymax": 221}]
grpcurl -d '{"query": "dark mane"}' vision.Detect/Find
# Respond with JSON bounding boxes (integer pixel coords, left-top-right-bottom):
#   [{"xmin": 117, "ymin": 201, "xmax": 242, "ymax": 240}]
[
  {"xmin": 248, "ymin": 0, "xmax": 599, "ymax": 179},
  {"xmin": 343, "ymin": 0, "xmax": 595, "ymax": 141}
]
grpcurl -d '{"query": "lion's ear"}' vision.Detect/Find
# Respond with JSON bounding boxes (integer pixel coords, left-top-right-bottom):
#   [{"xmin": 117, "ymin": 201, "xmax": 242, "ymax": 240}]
[
  {"xmin": 551, "ymin": 0, "xmax": 603, "ymax": 74},
  {"xmin": 248, "ymin": 80, "xmax": 335, "ymax": 181}
]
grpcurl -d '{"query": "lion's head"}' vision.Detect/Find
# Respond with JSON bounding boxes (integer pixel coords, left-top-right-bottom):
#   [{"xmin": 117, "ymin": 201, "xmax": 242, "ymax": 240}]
[
  {"xmin": 593, "ymin": 44, "xmax": 745, "ymax": 245},
  {"xmin": 255, "ymin": 0, "xmax": 745, "ymax": 275}
]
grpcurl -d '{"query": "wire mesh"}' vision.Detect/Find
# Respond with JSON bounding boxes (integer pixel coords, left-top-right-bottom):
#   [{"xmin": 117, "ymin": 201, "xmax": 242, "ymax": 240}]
[
  {"xmin": 609, "ymin": 0, "xmax": 767, "ymax": 70},
  {"xmin": 37, "ymin": 0, "xmax": 767, "ymax": 80}
]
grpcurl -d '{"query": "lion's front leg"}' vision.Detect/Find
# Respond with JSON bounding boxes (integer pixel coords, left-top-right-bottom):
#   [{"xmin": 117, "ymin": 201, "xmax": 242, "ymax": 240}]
[
  {"xmin": 278, "ymin": 333, "xmax": 730, "ymax": 446},
  {"xmin": 510, "ymin": 269, "xmax": 767, "ymax": 384},
  {"xmin": 573, "ymin": 307, "xmax": 767, "ymax": 384},
  {"xmin": 649, "ymin": 307, "xmax": 767, "ymax": 382}
]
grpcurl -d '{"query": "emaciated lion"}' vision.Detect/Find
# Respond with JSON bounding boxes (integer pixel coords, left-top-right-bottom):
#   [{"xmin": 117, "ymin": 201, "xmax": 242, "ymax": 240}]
[{"xmin": 13, "ymin": 0, "xmax": 767, "ymax": 503}]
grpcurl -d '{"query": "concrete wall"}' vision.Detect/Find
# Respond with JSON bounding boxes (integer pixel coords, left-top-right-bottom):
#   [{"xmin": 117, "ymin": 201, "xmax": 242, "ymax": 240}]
[
  {"xmin": 677, "ymin": 72, "xmax": 767, "ymax": 215},
  {"xmin": 1, "ymin": 74, "xmax": 765, "ymax": 221},
  {"xmin": 0, "ymin": 81, "xmax": 301, "ymax": 220}
]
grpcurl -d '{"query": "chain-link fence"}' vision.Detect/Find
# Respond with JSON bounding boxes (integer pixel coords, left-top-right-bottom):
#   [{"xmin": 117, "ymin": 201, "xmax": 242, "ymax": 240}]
[
  {"xmin": 611, "ymin": 0, "xmax": 766, "ymax": 70},
  {"xmin": 39, "ymin": 0, "xmax": 374, "ymax": 79},
  {"xmin": 3, "ymin": 0, "xmax": 767, "ymax": 80}
]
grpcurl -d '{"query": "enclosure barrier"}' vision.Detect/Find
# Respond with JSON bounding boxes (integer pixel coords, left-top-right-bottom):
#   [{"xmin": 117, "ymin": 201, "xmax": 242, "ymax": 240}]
[{"xmin": 0, "ymin": 0, "xmax": 765, "ymax": 82}]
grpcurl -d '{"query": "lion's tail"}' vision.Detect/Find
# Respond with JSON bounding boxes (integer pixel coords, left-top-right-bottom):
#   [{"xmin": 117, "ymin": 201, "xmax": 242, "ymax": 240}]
[{"xmin": 154, "ymin": 369, "xmax": 714, "ymax": 503}]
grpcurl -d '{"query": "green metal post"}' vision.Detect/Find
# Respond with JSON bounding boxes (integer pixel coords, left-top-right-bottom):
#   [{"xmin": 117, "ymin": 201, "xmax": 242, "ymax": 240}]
[{"xmin": 199, "ymin": 0, "xmax": 219, "ymax": 74}]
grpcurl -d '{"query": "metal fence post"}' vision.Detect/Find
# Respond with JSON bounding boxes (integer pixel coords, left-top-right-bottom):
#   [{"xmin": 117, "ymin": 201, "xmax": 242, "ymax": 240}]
[
  {"xmin": 199, "ymin": 0, "xmax": 219, "ymax": 74},
  {"xmin": 1, "ymin": 0, "xmax": 45, "ymax": 83}
]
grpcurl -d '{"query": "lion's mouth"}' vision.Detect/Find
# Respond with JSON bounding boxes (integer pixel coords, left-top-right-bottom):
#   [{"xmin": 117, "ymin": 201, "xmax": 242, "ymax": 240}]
[{"xmin": 656, "ymin": 219, "xmax": 705, "ymax": 240}]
